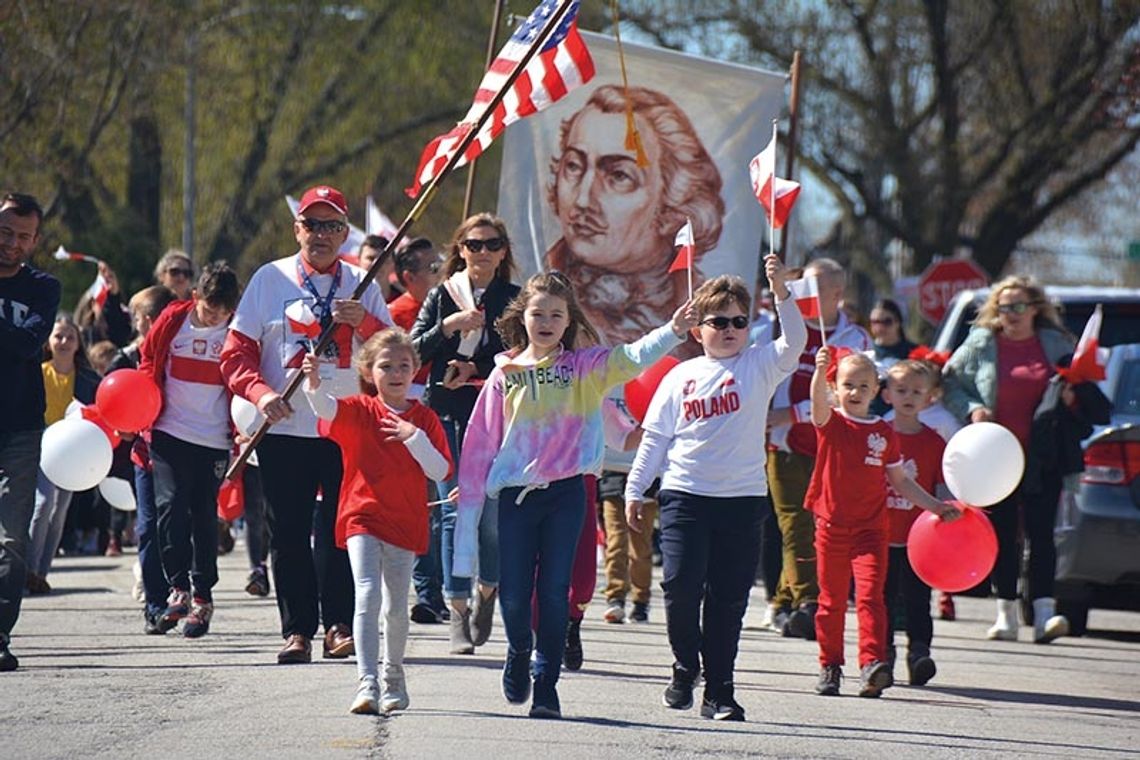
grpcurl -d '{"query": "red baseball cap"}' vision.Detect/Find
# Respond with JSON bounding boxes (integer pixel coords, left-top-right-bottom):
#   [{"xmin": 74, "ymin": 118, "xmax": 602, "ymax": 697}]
[{"xmin": 297, "ymin": 185, "xmax": 348, "ymax": 216}]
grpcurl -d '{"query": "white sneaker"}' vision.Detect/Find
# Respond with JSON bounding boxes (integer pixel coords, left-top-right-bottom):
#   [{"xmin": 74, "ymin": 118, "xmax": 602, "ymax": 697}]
[
  {"xmin": 603, "ymin": 600, "xmax": 625, "ymax": 624},
  {"xmin": 1033, "ymin": 598, "xmax": 1069, "ymax": 644},
  {"xmin": 350, "ymin": 676, "xmax": 380, "ymax": 715},
  {"xmin": 381, "ymin": 675, "xmax": 410, "ymax": 713},
  {"xmin": 986, "ymin": 599, "xmax": 1019, "ymax": 641}
]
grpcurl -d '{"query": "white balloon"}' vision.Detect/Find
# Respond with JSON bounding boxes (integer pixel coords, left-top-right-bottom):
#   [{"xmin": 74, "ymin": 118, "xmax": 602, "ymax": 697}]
[
  {"xmin": 941, "ymin": 421, "xmax": 1025, "ymax": 507},
  {"xmin": 98, "ymin": 477, "xmax": 136, "ymax": 512},
  {"xmin": 230, "ymin": 395, "xmax": 264, "ymax": 437},
  {"xmin": 40, "ymin": 419, "xmax": 113, "ymax": 491}
]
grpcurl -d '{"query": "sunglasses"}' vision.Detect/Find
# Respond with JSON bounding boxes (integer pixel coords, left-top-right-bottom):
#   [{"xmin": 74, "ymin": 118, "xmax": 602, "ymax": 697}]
[
  {"xmin": 462, "ymin": 237, "xmax": 505, "ymax": 253},
  {"xmin": 166, "ymin": 267, "xmax": 193, "ymax": 278},
  {"xmin": 869, "ymin": 317, "xmax": 897, "ymax": 325},
  {"xmin": 997, "ymin": 302, "xmax": 1037, "ymax": 315},
  {"xmin": 299, "ymin": 218, "xmax": 348, "ymax": 235},
  {"xmin": 700, "ymin": 315, "xmax": 750, "ymax": 331}
]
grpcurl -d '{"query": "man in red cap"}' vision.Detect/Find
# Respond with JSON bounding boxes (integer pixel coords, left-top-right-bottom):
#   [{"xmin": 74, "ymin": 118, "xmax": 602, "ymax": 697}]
[{"xmin": 220, "ymin": 185, "xmax": 392, "ymax": 664}]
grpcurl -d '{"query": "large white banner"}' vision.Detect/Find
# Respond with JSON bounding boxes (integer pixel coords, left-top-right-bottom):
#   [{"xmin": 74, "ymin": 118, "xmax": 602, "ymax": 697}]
[{"xmin": 497, "ymin": 31, "xmax": 786, "ymax": 346}]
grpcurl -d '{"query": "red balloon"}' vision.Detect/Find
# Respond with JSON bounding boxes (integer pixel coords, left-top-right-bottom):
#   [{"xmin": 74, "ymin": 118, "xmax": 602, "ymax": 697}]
[
  {"xmin": 907, "ymin": 503, "xmax": 998, "ymax": 593},
  {"xmin": 95, "ymin": 369, "xmax": 162, "ymax": 433},
  {"xmin": 623, "ymin": 355, "xmax": 680, "ymax": 423},
  {"xmin": 79, "ymin": 405, "xmax": 121, "ymax": 448}
]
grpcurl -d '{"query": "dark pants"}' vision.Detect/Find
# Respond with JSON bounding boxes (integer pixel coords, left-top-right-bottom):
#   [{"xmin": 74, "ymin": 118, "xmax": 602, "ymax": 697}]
[
  {"xmin": 988, "ymin": 472, "xmax": 1063, "ymax": 601},
  {"xmin": 498, "ymin": 476, "xmax": 585, "ymax": 684},
  {"xmin": 757, "ymin": 496, "xmax": 783, "ymax": 603},
  {"xmin": 659, "ymin": 489, "xmax": 763, "ymax": 689},
  {"xmin": 257, "ymin": 434, "xmax": 353, "ymax": 639},
  {"xmin": 242, "ymin": 464, "xmax": 268, "ymax": 568},
  {"xmin": 885, "ymin": 545, "xmax": 932, "ymax": 658},
  {"xmin": 0, "ymin": 430, "xmax": 42, "ymax": 637},
  {"xmin": 134, "ymin": 464, "xmax": 167, "ymax": 616},
  {"xmin": 412, "ymin": 487, "xmax": 444, "ymax": 610},
  {"xmin": 151, "ymin": 431, "xmax": 227, "ymax": 602}
]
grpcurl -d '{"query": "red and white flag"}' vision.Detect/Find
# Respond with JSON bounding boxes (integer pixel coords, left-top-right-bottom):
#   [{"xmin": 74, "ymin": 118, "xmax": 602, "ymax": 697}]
[
  {"xmin": 406, "ymin": 0, "xmax": 594, "ymax": 198},
  {"xmin": 667, "ymin": 220, "xmax": 694, "ymax": 274},
  {"xmin": 786, "ymin": 274, "xmax": 821, "ymax": 320},
  {"xmin": 1059, "ymin": 304, "xmax": 1109, "ymax": 384},
  {"xmin": 53, "ymin": 245, "xmax": 100, "ymax": 264},
  {"xmin": 285, "ymin": 300, "xmax": 322, "ymax": 341},
  {"xmin": 749, "ymin": 135, "xmax": 801, "ymax": 229},
  {"xmin": 365, "ymin": 195, "xmax": 399, "ymax": 240},
  {"xmin": 85, "ymin": 273, "xmax": 110, "ymax": 309}
]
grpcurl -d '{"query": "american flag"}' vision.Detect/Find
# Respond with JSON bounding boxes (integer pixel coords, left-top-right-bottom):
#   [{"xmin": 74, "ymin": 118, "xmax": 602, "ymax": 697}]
[{"xmin": 406, "ymin": 0, "xmax": 594, "ymax": 198}]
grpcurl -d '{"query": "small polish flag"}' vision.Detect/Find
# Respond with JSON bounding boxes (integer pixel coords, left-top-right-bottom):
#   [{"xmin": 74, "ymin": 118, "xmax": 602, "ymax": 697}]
[
  {"xmin": 53, "ymin": 245, "xmax": 100, "ymax": 264},
  {"xmin": 786, "ymin": 274, "xmax": 821, "ymax": 320},
  {"xmin": 365, "ymin": 195, "xmax": 399, "ymax": 241},
  {"xmin": 285, "ymin": 300, "xmax": 322, "ymax": 340},
  {"xmin": 86, "ymin": 273, "xmax": 110, "ymax": 309},
  {"xmin": 668, "ymin": 220, "xmax": 694, "ymax": 273},
  {"xmin": 749, "ymin": 136, "xmax": 801, "ymax": 229},
  {"xmin": 1059, "ymin": 304, "xmax": 1109, "ymax": 384}
]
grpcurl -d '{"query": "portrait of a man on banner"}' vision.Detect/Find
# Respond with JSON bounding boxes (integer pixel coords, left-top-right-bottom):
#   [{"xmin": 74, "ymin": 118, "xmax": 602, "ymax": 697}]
[{"xmin": 498, "ymin": 31, "xmax": 786, "ymax": 346}]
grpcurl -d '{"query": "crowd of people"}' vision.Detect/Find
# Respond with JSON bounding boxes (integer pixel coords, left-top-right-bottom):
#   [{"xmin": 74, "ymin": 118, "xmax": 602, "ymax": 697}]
[{"xmin": 0, "ymin": 185, "xmax": 1102, "ymax": 723}]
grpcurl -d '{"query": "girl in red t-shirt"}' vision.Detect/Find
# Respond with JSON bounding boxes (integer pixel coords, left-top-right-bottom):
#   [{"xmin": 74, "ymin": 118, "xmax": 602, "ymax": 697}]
[
  {"xmin": 807, "ymin": 348, "xmax": 957, "ymax": 699},
  {"xmin": 302, "ymin": 329, "xmax": 452, "ymax": 716}
]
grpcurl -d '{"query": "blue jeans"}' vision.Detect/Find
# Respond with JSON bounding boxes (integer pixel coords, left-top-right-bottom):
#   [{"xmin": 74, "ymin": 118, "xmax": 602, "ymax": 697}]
[
  {"xmin": 497, "ymin": 476, "xmax": 585, "ymax": 683},
  {"xmin": 0, "ymin": 430, "xmax": 42, "ymax": 636},
  {"xmin": 411, "ymin": 486, "xmax": 443, "ymax": 609},
  {"xmin": 134, "ymin": 465, "xmax": 167, "ymax": 616},
  {"xmin": 442, "ymin": 496, "xmax": 499, "ymax": 598},
  {"xmin": 27, "ymin": 470, "xmax": 74, "ymax": 577}
]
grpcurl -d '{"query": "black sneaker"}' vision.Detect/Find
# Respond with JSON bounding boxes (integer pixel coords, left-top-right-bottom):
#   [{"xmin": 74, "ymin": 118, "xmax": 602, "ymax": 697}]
[
  {"xmin": 630, "ymin": 601, "xmax": 649, "ymax": 623},
  {"xmin": 529, "ymin": 676, "xmax": 562, "ymax": 719},
  {"xmin": 0, "ymin": 635, "xmax": 18, "ymax": 672},
  {"xmin": 182, "ymin": 598, "xmax": 213, "ymax": 639},
  {"xmin": 782, "ymin": 602, "xmax": 817, "ymax": 640},
  {"xmin": 502, "ymin": 648, "xmax": 532, "ymax": 704},
  {"xmin": 410, "ymin": 602, "xmax": 444, "ymax": 624},
  {"xmin": 858, "ymin": 660, "xmax": 894, "ymax": 698},
  {"xmin": 143, "ymin": 607, "xmax": 165, "ymax": 636},
  {"xmin": 700, "ymin": 683, "xmax": 745, "ymax": 721},
  {"xmin": 907, "ymin": 652, "xmax": 937, "ymax": 687},
  {"xmin": 815, "ymin": 664, "xmax": 842, "ymax": 696},
  {"xmin": 662, "ymin": 663, "xmax": 697, "ymax": 709},
  {"xmin": 564, "ymin": 618, "xmax": 583, "ymax": 671},
  {"xmin": 245, "ymin": 566, "xmax": 270, "ymax": 597}
]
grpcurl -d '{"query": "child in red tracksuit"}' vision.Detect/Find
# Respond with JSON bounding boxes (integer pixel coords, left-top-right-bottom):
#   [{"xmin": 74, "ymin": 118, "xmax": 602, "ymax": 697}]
[{"xmin": 806, "ymin": 348, "xmax": 958, "ymax": 698}]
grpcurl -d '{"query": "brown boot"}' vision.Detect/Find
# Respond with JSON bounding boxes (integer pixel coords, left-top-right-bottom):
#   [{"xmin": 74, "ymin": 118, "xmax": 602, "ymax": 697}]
[
  {"xmin": 323, "ymin": 623, "xmax": 354, "ymax": 658},
  {"xmin": 277, "ymin": 634, "xmax": 312, "ymax": 665}
]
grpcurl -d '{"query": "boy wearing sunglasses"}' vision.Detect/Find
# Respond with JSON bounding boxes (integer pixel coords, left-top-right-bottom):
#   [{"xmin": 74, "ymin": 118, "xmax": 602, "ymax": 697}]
[{"xmin": 624, "ymin": 256, "xmax": 806, "ymax": 721}]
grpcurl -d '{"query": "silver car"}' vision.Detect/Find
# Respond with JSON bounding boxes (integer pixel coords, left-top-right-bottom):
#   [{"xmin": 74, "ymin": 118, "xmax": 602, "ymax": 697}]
[{"xmin": 1053, "ymin": 343, "xmax": 1140, "ymax": 635}]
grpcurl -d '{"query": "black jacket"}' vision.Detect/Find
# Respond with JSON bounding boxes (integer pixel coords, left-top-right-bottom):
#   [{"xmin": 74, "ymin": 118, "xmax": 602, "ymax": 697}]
[
  {"xmin": 410, "ymin": 277, "xmax": 519, "ymax": 422},
  {"xmin": 1024, "ymin": 376, "xmax": 1112, "ymax": 494},
  {"xmin": 0, "ymin": 266, "xmax": 62, "ymax": 433}
]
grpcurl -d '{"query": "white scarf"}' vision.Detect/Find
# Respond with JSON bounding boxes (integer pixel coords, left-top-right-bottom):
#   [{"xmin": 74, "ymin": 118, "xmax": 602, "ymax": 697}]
[{"xmin": 442, "ymin": 271, "xmax": 482, "ymax": 357}]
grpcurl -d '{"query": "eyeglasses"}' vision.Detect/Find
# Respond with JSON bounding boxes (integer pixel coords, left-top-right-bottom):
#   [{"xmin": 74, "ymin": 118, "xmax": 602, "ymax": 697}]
[
  {"xmin": 699, "ymin": 315, "xmax": 750, "ymax": 331},
  {"xmin": 997, "ymin": 302, "xmax": 1037, "ymax": 315},
  {"xmin": 166, "ymin": 268, "xmax": 193, "ymax": 278},
  {"xmin": 462, "ymin": 237, "xmax": 505, "ymax": 253},
  {"xmin": 299, "ymin": 218, "xmax": 348, "ymax": 235}
]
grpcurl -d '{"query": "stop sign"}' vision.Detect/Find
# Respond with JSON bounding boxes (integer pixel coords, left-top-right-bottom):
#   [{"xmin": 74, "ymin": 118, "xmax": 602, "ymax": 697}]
[{"xmin": 918, "ymin": 258, "xmax": 989, "ymax": 324}]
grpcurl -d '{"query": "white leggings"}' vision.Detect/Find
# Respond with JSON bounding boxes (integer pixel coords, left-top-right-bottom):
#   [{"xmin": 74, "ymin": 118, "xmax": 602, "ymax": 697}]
[{"xmin": 347, "ymin": 533, "xmax": 415, "ymax": 682}]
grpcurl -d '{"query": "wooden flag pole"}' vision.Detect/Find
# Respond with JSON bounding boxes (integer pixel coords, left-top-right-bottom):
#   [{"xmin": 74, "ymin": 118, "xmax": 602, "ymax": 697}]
[
  {"xmin": 225, "ymin": 0, "xmax": 579, "ymax": 480},
  {"xmin": 778, "ymin": 49, "xmax": 801, "ymax": 263},
  {"xmin": 460, "ymin": 0, "xmax": 507, "ymax": 222}
]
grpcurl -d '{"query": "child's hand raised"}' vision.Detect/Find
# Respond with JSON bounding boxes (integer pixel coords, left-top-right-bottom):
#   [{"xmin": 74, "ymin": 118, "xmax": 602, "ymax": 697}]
[
  {"xmin": 670, "ymin": 299, "xmax": 698, "ymax": 338},
  {"xmin": 379, "ymin": 414, "xmax": 417, "ymax": 443},
  {"xmin": 764, "ymin": 254, "xmax": 790, "ymax": 300},
  {"xmin": 300, "ymin": 352, "xmax": 321, "ymax": 390},
  {"xmin": 815, "ymin": 346, "xmax": 831, "ymax": 371}
]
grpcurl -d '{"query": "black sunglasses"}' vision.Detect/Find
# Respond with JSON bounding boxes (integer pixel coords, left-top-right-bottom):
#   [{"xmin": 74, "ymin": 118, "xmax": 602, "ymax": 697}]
[
  {"xmin": 166, "ymin": 267, "xmax": 193, "ymax": 278},
  {"xmin": 299, "ymin": 218, "xmax": 348, "ymax": 235},
  {"xmin": 462, "ymin": 237, "xmax": 505, "ymax": 253},
  {"xmin": 997, "ymin": 301, "xmax": 1037, "ymax": 315},
  {"xmin": 700, "ymin": 315, "xmax": 750, "ymax": 331}
]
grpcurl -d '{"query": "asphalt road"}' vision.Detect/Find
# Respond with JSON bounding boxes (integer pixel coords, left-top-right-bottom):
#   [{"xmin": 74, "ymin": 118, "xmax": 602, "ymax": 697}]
[{"xmin": 3, "ymin": 543, "xmax": 1138, "ymax": 759}]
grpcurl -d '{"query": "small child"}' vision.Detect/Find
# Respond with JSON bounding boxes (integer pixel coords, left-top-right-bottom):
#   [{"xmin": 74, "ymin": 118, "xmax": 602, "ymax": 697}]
[
  {"xmin": 881, "ymin": 360, "xmax": 947, "ymax": 686},
  {"xmin": 138, "ymin": 262, "xmax": 241, "ymax": 638},
  {"xmin": 458, "ymin": 271, "xmax": 696, "ymax": 720},
  {"xmin": 302, "ymin": 328, "xmax": 451, "ymax": 715},
  {"xmin": 625, "ymin": 259, "xmax": 807, "ymax": 721},
  {"xmin": 808, "ymin": 347, "xmax": 958, "ymax": 698}
]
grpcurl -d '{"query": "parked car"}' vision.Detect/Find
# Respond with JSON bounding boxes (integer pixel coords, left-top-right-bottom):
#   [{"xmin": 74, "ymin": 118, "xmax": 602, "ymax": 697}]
[
  {"xmin": 1051, "ymin": 342, "xmax": 1140, "ymax": 635},
  {"xmin": 931, "ymin": 285, "xmax": 1140, "ymax": 354}
]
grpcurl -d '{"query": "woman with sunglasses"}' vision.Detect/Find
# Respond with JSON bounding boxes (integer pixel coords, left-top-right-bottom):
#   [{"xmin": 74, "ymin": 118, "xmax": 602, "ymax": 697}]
[
  {"xmin": 410, "ymin": 213, "xmax": 519, "ymax": 655},
  {"xmin": 154, "ymin": 250, "xmax": 195, "ymax": 301},
  {"xmin": 869, "ymin": 299, "xmax": 916, "ymax": 366},
  {"xmin": 942, "ymin": 276, "xmax": 1074, "ymax": 644}
]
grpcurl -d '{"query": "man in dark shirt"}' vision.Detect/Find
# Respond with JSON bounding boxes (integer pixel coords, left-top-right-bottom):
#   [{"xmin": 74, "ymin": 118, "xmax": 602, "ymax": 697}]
[{"xmin": 0, "ymin": 192, "xmax": 60, "ymax": 672}]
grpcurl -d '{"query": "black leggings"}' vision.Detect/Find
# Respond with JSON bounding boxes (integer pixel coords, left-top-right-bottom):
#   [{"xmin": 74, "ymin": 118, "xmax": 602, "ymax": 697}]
[{"xmin": 987, "ymin": 472, "xmax": 1063, "ymax": 601}]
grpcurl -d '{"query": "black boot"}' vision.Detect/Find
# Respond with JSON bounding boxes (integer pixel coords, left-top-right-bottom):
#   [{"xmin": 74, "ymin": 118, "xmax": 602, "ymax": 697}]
[{"xmin": 564, "ymin": 617, "xmax": 583, "ymax": 671}]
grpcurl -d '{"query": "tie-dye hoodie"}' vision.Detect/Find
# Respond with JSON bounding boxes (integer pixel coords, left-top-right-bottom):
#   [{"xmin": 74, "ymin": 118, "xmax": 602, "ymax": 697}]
[{"xmin": 454, "ymin": 323, "xmax": 682, "ymax": 577}]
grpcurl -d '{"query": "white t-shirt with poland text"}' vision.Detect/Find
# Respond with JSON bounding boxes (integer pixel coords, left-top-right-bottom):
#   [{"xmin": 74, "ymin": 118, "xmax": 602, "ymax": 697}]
[
  {"xmin": 230, "ymin": 254, "xmax": 392, "ymax": 438},
  {"xmin": 626, "ymin": 298, "xmax": 805, "ymax": 501}
]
